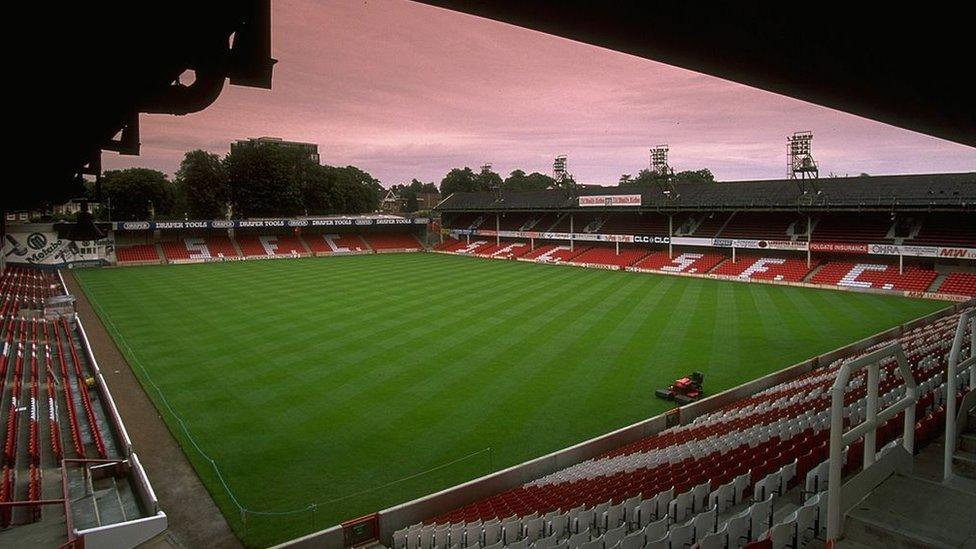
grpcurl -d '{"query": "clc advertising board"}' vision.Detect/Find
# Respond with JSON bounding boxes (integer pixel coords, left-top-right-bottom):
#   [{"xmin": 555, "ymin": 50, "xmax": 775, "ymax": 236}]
[
  {"xmin": 112, "ymin": 217, "xmax": 430, "ymax": 231},
  {"xmin": 578, "ymin": 194, "xmax": 642, "ymax": 207},
  {"xmin": 3, "ymin": 231, "xmax": 114, "ymax": 268}
]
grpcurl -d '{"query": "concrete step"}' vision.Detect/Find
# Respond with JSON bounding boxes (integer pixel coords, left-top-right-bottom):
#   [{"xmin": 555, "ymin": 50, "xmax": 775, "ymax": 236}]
[
  {"xmin": 835, "ymin": 539, "xmax": 874, "ymax": 549},
  {"xmin": 954, "ymin": 450, "xmax": 976, "ymax": 479},
  {"xmin": 844, "ymin": 474, "xmax": 976, "ymax": 548},
  {"xmin": 961, "ymin": 432, "xmax": 976, "ymax": 453}
]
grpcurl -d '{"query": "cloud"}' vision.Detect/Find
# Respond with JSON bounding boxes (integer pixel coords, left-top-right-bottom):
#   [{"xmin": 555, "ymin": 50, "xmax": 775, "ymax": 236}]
[{"xmin": 102, "ymin": 0, "xmax": 976, "ymax": 187}]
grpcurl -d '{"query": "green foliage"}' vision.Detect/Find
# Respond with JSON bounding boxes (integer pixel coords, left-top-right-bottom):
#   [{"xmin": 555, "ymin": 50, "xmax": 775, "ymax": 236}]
[
  {"xmin": 225, "ymin": 144, "xmax": 305, "ymax": 218},
  {"xmin": 390, "ymin": 179, "xmax": 439, "ymax": 212},
  {"xmin": 100, "ymin": 168, "xmax": 176, "ymax": 220},
  {"xmin": 673, "ymin": 168, "xmax": 715, "ymax": 185},
  {"xmin": 302, "ymin": 165, "xmax": 382, "ymax": 215},
  {"xmin": 75, "ymin": 255, "xmax": 943, "ymax": 546},
  {"xmin": 619, "ymin": 168, "xmax": 715, "ymax": 186},
  {"xmin": 176, "ymin": 150, "xmax": 228, "ymax": 219},
  {"xmin": 502, "ymin": 170, "xmax": 557, "ymax": 191}
]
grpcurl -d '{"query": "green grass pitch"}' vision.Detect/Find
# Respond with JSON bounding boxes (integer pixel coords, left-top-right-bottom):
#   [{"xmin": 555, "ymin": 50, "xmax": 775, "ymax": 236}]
[{"xmin": 73, "ymin": 253, "xmax": 946, "ymax": 546}]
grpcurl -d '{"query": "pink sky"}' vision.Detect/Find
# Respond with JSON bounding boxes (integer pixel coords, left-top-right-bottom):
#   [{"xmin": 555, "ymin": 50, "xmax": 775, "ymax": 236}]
[{"xmin": 103, "ymin": 0, "xmax": 975, "ymax": 187}]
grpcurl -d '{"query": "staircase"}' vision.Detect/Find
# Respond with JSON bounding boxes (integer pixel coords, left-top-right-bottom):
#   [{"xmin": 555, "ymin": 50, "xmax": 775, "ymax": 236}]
[
  {"xmin": 840, "ymin": 474, "xmax": 976, "ymax": 548},
  {"xmin": 928, "ymin": 272, "xmax": 949, "ymax": 293},
  {"xmin": 953, "ymin": 404, "xmax": 976, "ymax": 479}
]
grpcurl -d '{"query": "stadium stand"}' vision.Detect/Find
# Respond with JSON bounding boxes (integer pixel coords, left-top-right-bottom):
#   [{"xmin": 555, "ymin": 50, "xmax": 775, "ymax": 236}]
[
  {"xmin": 711, "ymin": 256, "xmax": 818, "ymax": 282},
  {"xmin": 810, "ymin": 213, "xmax": 893, "ymax": 243},
  {"xmin": 236, "ymin": 234, "xmax": 306, "ymax": 256},
  {"xmin": 568, "ymin": 246, "xmax": 650, "ymax": 269},
  {"xmin": 0, "ymin": 266, "xmax": 163, "ymax": 546},
  {"xmin": 522, "ymin": 245, "xmax": 589, "ymax": 263},
  {"xmin": 160, "ymin": 236, "xmax": 240, "ymax": 261},
  {"xmin": 115, "ymin": 244, "xmax": 161, "ymax": 264},
  {"xmin": 398, "ymin": 307, "xmax": 970, "ymax": 549},
  {"xmin": 363, "ymin": 232, "xmax": 423, "ymax": 251},
  {"xmin": 630, "ymin": 251, "xmax": 726, "ymax": 275},
  {"xmin": 719, "ymin": 212, "xmax": 808, "ymax": 241},
  {"xmin": 810, "ymin": 262, "xmax": 938, "ymax": 292},
  {"xmin": 937, "ymin": 272, "xmax": 976, "ymax": 297},
  {"xmin": 305, "ymin": 233, "xmax": 369, "ymax": 254},
  {"xmin": 912, "ymin": 215, "xmax": 976, "ymax": 248}
]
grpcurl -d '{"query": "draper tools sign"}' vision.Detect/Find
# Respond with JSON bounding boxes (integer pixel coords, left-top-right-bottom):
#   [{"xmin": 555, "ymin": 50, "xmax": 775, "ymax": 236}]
[{"xmin": 578, "ymin": 194, "xmax": 642, "ymax": 207}]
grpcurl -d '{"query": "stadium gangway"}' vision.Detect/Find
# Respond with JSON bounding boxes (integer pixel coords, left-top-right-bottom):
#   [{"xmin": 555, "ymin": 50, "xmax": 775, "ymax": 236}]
[
  {"xmin": 944, "ymin": 309, "xmax": 975, "ymax": 480},
  {"xmin": 826, "ymin": 343, "xmax": 917, "ymax": 542}
]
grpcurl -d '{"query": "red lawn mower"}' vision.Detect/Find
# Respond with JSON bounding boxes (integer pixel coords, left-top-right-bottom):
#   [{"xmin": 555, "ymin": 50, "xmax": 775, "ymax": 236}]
[{"xmin": 655, "ymin": 371, "xmax": 705, "ymax": 405}]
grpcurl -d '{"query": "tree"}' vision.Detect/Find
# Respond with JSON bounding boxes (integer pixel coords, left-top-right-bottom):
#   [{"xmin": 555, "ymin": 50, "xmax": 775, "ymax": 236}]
[
  {"xmin": 618, "ymin": 168, "xmax": 715, "ymax": 186},
  {"xmin": 301, "ymin": 165, "xmax": 381, "ymax": 215},
  {"xmin": 673, "ymin": 169, "xmax": 715, "ymax": 185},
  {"xmin": 440, "ymin": 167, "xmax": 476, "ymax": 195},
  {"xmin": 176, "ymin": 150, "xmax": 228, "ymax": 219},
  {"xmin": 99, "ymin": 168, "xmax": 175, "ymax": 220},
  {"xmin": 225, "ymin": 144, "xmax": 305, "ymax": 218},
  {"xmin": 503, "ymin": 169, "xmax": 557, "ymax": 191},
  {"xmin": 474, "ymin": 166, "xmax": 503, "ymax": 191}
]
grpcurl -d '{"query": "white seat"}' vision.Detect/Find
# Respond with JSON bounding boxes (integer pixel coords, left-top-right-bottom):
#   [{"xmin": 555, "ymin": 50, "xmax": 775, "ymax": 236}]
[
  {"xmin": 710, "ymin": 481, "xmax": 734, "ymax": 514},
  {"xmin": 602, "ymin": 503, "xmax": 625, "ymax": 533},
  {"xmin": 780, "ymin": 459, "xmax": 797, "ymax": 489},
  {"xmin": 421, "ymin": 526, "xmax": 436, "ymax": 549},
  {"xmin": 727, "ymin": 510, "xmax": 751, "ymax": 548},
  {"xmin": 795, "ymin": 499, "xmax": 819, "ymax": 544},
  {"xmin": 567, "ymin": 529, "xmax": 590, "ymax": 549},
  {"xmin": 532, "ymin": 533, "xmax": 558, "ymax": 549},
  {"xmin": 749, "ymin": 495, "xmax": 775, "ymax": 541},
  {"xmin": 767, "ymin": 521, "xmax": 796, "ymax": 549},
  {"xmin": 548, "ymin": 515, "xmax": 569, "ymax": 539},
  {"xmin": 508, "ymin": 540, "xmax": 529, "ymax": 549},
  {"xmin": 755, "ymin": 471, "xmax": 782, "ymax": 501},
  {"xmin": 449, "ymin": 524, "xmax": 465, "ymax": 548},
  {"xmin": 393, "ymin": 527, "xmax": 409, "ymax": 549},
  {"xmin": 669, "ymin": 522, "xmax": 694, "ymax": 548},
  {"xmin": 644, "ymin": 533, "xmax": 669, "ymax": 549},
  {"xmin": 579, "ymin": 540, "xmax": 602, "ymax": 549},
  {"xmin": 525, "ymin": 517, "xmax": 545, "ymax": 542},
  {"xmin": 669, "ymin": 490, "xmax": 694, "ymax": 522},
  {"xmin": 691, "ymin": 481, "xmax": 711, "ymax": 513},
  {"xmin": 656, "ymin": 488, "xmax": 675, "ymax": 519},
  {"xmin": 733, "ymin": 473, "xmax": 751, "ymax": 504},
  {"xmin": 465, "ymin": 523, "xmax": 483, "ymax": 547},
  {"xmin": 637, "ymin": 497, "xmax": 657, "ymax": 527},
  {"xmin": 574, "ymin": 510, "xmax": 596, "ymax": 534},
  {"xmin": 643, "ymin": 516, "xmax": 668, "ymax": 542},
  {"xmin": 502, "ymin": 520, "xmax": 522, "ymax": 544},
  {"xmin": 692, "ymin": 507, "xmax": 717, "ymax": 541},
  {"xmin": 697, "ymin": 523, "xmax": 727, "ymax": 549},
  {"xmin": 482, "ymin": 541, "xmax": 502, "ymax": 549},
  {"xmin": 620, "ymin": 531, "xmax": 643, "ymax": 549},
  {"xmin": 433, "ymin": 525, "xmax": 450, "ymax": 549},
  {"xmin": 602, "ymin": 524, "xmax": 626, "ymax": 549},
  {"xmin": 407, "ymin": 528, "xmax": 422, "ymax": 549},
  {"xmin": 622, "ymin": 495, "xmax": 642, "ymax": 527},
  {"xmin": 483, "ymin": 522, "xmax": 501, "ymax": 546}
]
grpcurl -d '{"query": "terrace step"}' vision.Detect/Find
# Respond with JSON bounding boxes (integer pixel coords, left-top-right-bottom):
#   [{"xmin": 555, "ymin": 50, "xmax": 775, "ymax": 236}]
[
  {"xmin": 843, "ymin": 474, "xmax": 976, "ymax": 548},
  {"xmin": 953, "ymin": 449, "xmax": 976, "ymax": 479}
]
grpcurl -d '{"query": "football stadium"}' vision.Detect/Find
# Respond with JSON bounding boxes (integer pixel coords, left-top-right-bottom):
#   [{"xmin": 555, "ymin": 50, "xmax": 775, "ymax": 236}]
[{"xmin": 5, "ymin": 2, "xmax": 976, "ymax": 549}]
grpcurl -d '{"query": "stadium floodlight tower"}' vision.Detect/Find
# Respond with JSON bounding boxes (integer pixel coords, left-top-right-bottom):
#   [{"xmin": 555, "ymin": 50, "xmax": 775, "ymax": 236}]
[
  {"xmin": 650, "ymin": 144, "xmax": 679, "ymax": 200},
  {"xmin": 788, "ymin": 131, "xmax": 822, "ymax": 197},
  {"xmin": 553, "ymin": 155, "xmax": 569, "ymax": 185}
]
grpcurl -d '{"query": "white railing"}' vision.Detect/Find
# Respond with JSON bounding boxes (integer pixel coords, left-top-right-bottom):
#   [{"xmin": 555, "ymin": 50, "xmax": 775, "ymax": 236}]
[
  {"xmin": 944, "ymin": 310, "xmax": 975, "ymax": 480},
  {"xmin": 826, "ymin": 343, "xmax": 917, "ymax": 541}
]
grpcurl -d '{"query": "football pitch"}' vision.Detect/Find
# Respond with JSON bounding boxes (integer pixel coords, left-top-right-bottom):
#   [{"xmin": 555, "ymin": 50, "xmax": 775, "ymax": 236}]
[{"xmin": 73, "ymin": 253, "xmax": 945, "ymax": 546}]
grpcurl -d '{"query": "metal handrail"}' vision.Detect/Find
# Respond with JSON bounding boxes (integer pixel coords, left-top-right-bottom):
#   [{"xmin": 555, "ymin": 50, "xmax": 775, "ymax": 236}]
[
  {"xmin": 826, "ymin": 342, "xmax": 917, "ymax": 541},
  {"xmin": 944, "ymin": 310, "xmax": 975, "ymax": 480}
]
